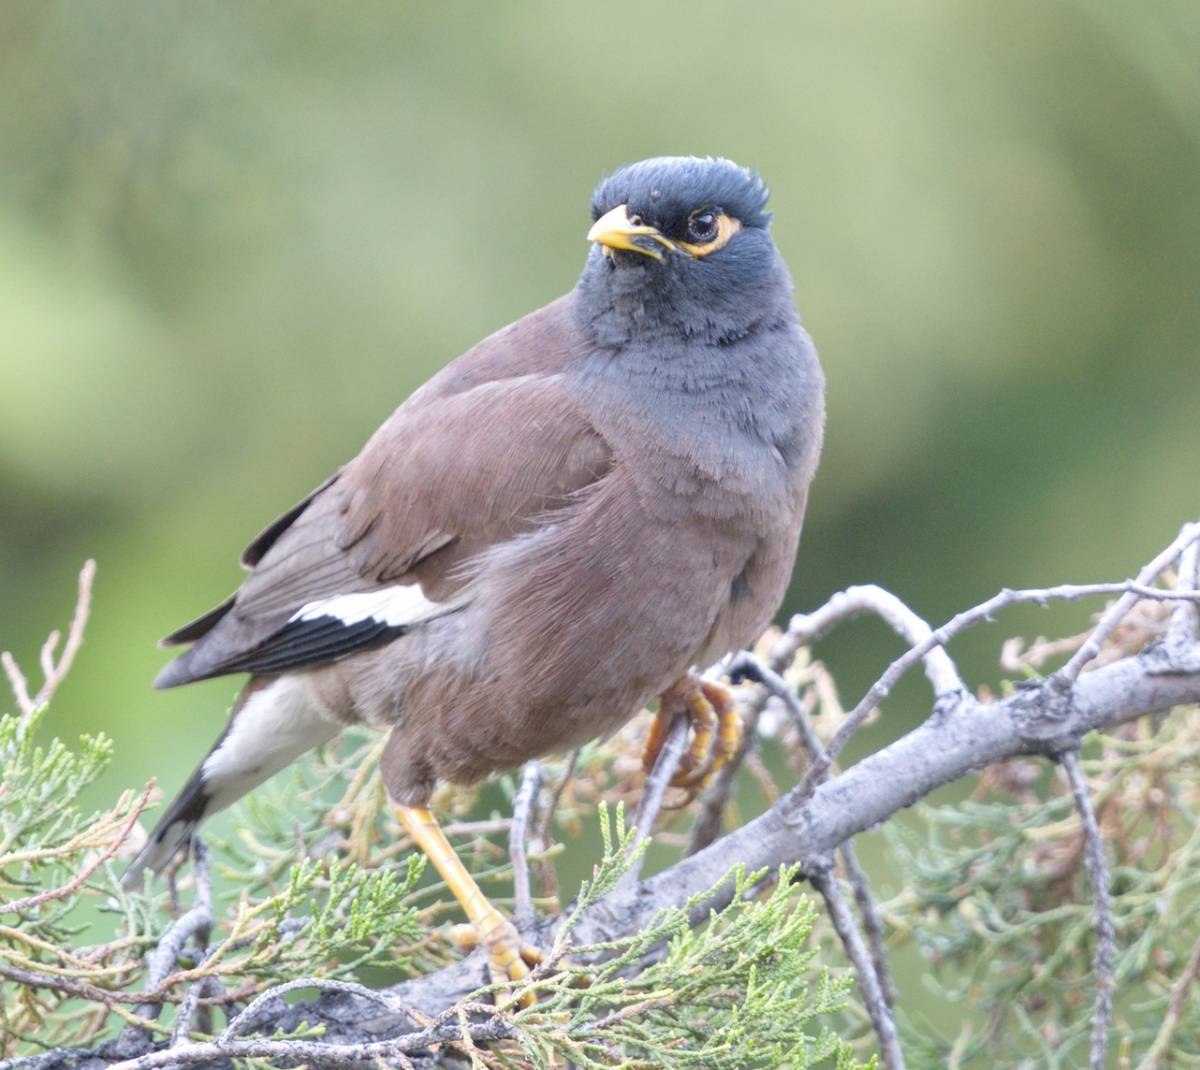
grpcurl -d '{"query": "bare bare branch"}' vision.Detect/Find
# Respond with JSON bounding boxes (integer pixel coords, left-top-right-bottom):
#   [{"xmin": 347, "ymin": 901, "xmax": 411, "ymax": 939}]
[
  {"xmin": 1135, "ymin": 932, "xmax": 1200, "ymax": 1070},
  {"xmin": 811, "ymin": 867, "xmax": 905, "ymax": 1070},
  {"xmin": 509, "ymin": 761, "xmax": 543, "ymax": 932},
  {"xmin": 730, "ymin": 653, "xmax": 899, "ymax": 1033},
  {"xmin": 105, "ymin": 1014, "xmax": 515, "ymax": 1070},
  {"xmin": 1, "ymin": 653, "xmax": 34, "ymax": 718},
  {"xmin": 690, "ymin": 643, "xmax": 799, "ymax": 855},
  {"xmin": 626, "ymin": 716, "xmax": 687, "ymax": 853},
  {"xmin": 3, "ymin": 560, "xmax": 96, "ymax": 726},
  {"xmin": 796, "ymin": 567, "xmax": 1200, "ymax": 800},
  {"xmin": 1060, "ymin": 749, "xmax": 1114, "ymax": 1070},
  {"xmin": 527, "ymin": 750, "xmax": 577, "ymax": 912},
  {"xmin": 730, "ymin": 654, "xmax": 822, "ymax": 760},
  {"xmin": 221, "ymin": 977, "xmax": 401, "ymax": 1041},
  {"xmin": 169, "ymin": 982, "xmax": 203, "ymax": 1048},
  {"xmin": 0, "ymin": 963, "xmax": 163, "ymax": 1012},
  {"xmin": 1167, "ymin": 534, "xmax": 1200, "ymax": 650},
  {"xmin": 839, "ymin": 841, "xmax": 897, "ymax": 1010},
  {"xmin": 779, "ymin": 584, "xmax": 965, "ymax": 696},
  {"xmin": 1060, "ymin": 523, "xmax": 1200, "ymax": 681},
  {"xmin": 136, "ymin": 842, "xmax": 213, "ymax": 1019},
  {"xmin": 1000, "ymin": 629, "xmax": 1090, "ymax": 673}
]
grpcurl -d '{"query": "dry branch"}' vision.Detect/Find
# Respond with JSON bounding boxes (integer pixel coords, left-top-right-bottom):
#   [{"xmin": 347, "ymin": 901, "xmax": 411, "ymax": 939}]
[
  {"xmin": 1060, "ymin": 749, "xmax": 1115, "ymax": 1070},
  {"xmin": 8, "ymin": 523, "xmax": 1200, "ymax": 1069},
  {"xmin": 728, "ymin": 651, "xmax": 899, "ymax": 1053},
  {"xmin": 811, "ymin": 868, "xmax": 904, "ymax": 1070},
  {"xmin": 2, "ymin": 560, "xmax": 95, "ymax": 726},
  {"xmin": 509, "ymin": 761, "xmax": 544, "ymax": 932},
  {"xmin": 156, "ymin": 529, "xmax": 1200, "ymax": 1065}
]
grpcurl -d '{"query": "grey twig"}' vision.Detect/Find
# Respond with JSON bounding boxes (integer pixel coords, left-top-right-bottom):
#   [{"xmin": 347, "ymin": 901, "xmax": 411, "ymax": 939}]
[
  {"xmin": 811, "ymin": 867, "xmax": 905, "ymax": 1070},
  {"xmin": 1135, "ymin": 931, "xmax": 1200, "ymax": 1070},
  {"xmin": 150, "ymin": 841, "xmax": 213, "ymax": 986},
  {"xmin": 533, "ymin": 749, "xmax": 578, "ymax": 852},
  {"xmin": 528, "ymin": 749, "xmax": 579, "ymax": 911},
  {"xmin": 168, "ymin": 983, "xmax": 203, "ymax": 1048},
  {"xmin": 0, "ymin": 1050, "xmax": 97, "ymax": 1070},
  {"xmin": 839, "ymin": 841, "xmax": 897, "ymax": 1009},
  {"xmin": 628, "ymin": 715, "xmax": 688, "ymax": 848},
  {"xmin": 1059, "ymin": 522, "xmax": 1200, "ymax": 682},
  {"xmin": 3, "ymin": 560, "xmax": 96, "ymax": 729},
  {"xmin": 779, "ymin": 583, "xmax": 965, "ymax": 697},
  {"xmin": 221, "ymin": 977, "xmax": 400, "ymax": 1040},
  {"xmin": 0, "ymin": 964, "xmax": 164, "ymax": 1012},
  {"xmin": 509, "ymin": 760, "xmax": 543, "ymax": 932},
  {"xmin": 796, "ymin": 568, "xmax": 1200, "ymax": 800},
  {"xmin": 1, "ymin": 653, "xmax": 32, "ymax": 717},
  {"xmin": 729, "ymin": 654, "xmax": 822, "ymax": 758},
  {"xmin": 1060, "ymin": 749, "xmax": 1114, "ymax": 1070},
  {"xmin": 611, "ymin": 705, "xmax": 689, "ymax": 895},
  {"xmin": 105, "ymin": 1015, "xmax": 515, "ymax": 1070},
  {"xmin": 683, "ymin": 654, "xmax": 763, "ymax": 854},
  {"xmin": 1167, "ymin": 534, "xmax": 1200, "ymax": 650},
  {"xmin": 135, "ymin": 841, "xmax": 213, "ymax": 1022},
  {"xmin": 730, "ymin": 654, "xmax": 899, "ymax": 1025}
]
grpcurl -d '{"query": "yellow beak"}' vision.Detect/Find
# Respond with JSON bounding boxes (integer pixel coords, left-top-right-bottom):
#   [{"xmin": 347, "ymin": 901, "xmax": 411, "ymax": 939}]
[{"xmin": 586, "ymin": 204, "xmax": 676, "ymax": 261}]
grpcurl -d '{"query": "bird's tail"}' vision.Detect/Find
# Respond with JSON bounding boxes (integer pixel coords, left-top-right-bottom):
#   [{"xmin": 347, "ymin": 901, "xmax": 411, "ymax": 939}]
[
  {"xmin": 121, "ymin": 674, "xmax": 340, "ymax": 890},
  {"xmin": 121, "ymin": 761, "xmax": 212, "ymax": 891}
]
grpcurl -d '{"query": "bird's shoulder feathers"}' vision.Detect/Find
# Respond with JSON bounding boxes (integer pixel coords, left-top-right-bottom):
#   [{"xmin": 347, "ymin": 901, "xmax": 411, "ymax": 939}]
[{"xmin": 156, "ymin": 296, "xmax": 611, "ymax": 687}]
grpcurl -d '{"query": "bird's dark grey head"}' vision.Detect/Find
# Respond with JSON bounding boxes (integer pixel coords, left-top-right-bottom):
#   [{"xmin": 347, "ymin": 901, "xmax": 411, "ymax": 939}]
[
  {"xmin": 590, "ymin": 156, "xmax": 772, "ymax": 236},
  {"xmin": 575, "ymin": 156, "xmax": 793, "ymax": 347}
]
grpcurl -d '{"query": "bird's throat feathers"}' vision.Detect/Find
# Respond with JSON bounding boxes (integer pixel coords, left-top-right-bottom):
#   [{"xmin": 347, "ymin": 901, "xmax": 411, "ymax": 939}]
[
  {"xmin": 568, "ymin": 275, "xmax": 824, "ymax": 505},
  {"xmin": 570, "ymin": 238, "xmax": 816, "ymax": 438},
  {"xmin": 574, "ymin": 232, "xmax": 794, "ymax": 352}
]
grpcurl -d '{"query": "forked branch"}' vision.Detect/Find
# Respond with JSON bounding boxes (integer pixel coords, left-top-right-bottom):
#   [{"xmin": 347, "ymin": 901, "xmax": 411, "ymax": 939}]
[{"xmin": 10, "ymin": 522, "xmax": 1200, "ymax": 1069}]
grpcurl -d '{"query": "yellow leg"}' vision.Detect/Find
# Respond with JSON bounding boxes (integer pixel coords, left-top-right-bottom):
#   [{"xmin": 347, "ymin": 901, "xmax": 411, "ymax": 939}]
[{"xmin": 395, "ymin": 805, "xmax": 540, "ymax": 999}]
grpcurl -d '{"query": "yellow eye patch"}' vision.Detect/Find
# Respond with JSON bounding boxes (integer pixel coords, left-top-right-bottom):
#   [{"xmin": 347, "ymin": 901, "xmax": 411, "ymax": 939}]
[{"xmin": 676, "ymin": 213, "xmax": 742, "ymax": 258}]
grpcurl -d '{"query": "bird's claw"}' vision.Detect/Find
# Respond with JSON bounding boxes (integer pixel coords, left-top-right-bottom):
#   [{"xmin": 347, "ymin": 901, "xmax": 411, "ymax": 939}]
[
  {"xmin": 452, "ymin": 914, "xmax": 544, "ymax": 1007},
  {"xmin": 643, "ymin": 676, "xmax": 742, "ymax": 806}
]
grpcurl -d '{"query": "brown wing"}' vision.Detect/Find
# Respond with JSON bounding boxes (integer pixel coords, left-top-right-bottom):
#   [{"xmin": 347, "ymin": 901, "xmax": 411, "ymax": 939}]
[
  {"xmin": 156, "ymin": 301, "xmax": 612, "ymax": 688},
  {"xmin": 160, "ymin": 471, "xmax": 344, "ymax": 648}
]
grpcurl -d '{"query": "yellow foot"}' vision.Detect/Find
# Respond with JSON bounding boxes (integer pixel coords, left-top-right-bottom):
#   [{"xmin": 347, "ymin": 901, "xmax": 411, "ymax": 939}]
[
  {"xmin": 643, "ymin": 675, "xmax": 743, "ymax": 804},
  {"xmin": 450, "ymin": 915, "xmax": 545, "ymax": 1005}
]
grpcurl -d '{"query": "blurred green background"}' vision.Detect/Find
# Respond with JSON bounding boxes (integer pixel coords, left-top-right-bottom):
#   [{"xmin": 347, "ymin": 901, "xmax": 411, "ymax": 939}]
[{"xmin": 1, "ymin": 0, "xmax": 1198, "ymax": 1043}]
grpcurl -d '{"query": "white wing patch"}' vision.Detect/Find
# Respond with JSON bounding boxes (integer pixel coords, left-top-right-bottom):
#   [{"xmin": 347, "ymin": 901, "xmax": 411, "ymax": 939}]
[
  {"xmin": 289, "ymin": 585, "xmax": 439, "ymax": 628},
  {"xmin": 201, "ymin": 675, "xmax": 339, "ymax": 812}
]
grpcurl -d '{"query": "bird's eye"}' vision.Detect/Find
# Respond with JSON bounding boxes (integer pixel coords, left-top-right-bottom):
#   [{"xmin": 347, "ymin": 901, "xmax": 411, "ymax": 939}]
[{"xmin": 687, "ymin": 210, "xmax": 720, "ymax": 243}]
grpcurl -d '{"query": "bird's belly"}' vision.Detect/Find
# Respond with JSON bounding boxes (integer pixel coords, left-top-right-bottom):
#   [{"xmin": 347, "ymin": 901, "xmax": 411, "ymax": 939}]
[
  {"xmin": 320, "ymin": 482, "xmax": 799, "ymax": 804},
  {"xmin": 695, "ymin": 529, "xmax": 800, "ymax": 667}
]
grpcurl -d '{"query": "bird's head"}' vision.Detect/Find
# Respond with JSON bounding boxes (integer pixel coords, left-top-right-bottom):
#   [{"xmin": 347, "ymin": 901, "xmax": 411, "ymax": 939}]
[{"xmin": 578, "ymin": 156, "xmax": 790, "ymax": 345}]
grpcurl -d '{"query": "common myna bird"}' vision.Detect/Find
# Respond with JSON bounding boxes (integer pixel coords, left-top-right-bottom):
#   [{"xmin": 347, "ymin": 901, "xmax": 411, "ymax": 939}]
[{"xmin": 124, "ymin": 156, "xmax": 826, "ymax": 986}]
